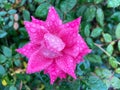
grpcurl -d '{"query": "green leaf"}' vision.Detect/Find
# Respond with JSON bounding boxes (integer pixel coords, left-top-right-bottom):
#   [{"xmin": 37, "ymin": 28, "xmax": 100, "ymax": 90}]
[
  {"xmin": 96, "ymin": 8, "xmax": 104, "ymax": 27},
  {"xmin": 9, "ymin": 0, "xmax": 15, "ymax": 3},
  {"xmin": 106, "ymin": 44, "xmax": 114, "ymax": 55},
  {"xmin": 0, "ymin": 65, "xmax": 6, "ymax": 75},
  {"xmin": 45, "ymin": 84, "xmax": 53, "ymax": 90},
  {"xmin": 0, "ymin": 30, "xmax": 7, "ymax": 38},
  {"xmin": 84, "ymin": 5, "xmax": 96, "ymax": 22},
  {"xmin": 107, "ymin": 0, "xmax": 120, "ymax": 8},
  {"xmin": 4, "ymin": 3, "xmax": 11, "ymax": 10},
  {"xmin": 84, "ymin": 24, "xmax": 91, "ymax": 37},
  {"xmin": 28, "ymin": 4, "xmax": 35, "ymax": 12},
  {"xmin": 9, "ymin": 85, "xmax": 17, "ymax": 90},
  {"xmin": 19, "ymin": 27, "xmax": 28, "ymax": 39},
  {"xmin": 2, "ymin": 46, "xmax": 12, "ymax": 57},
  {"xmin": 23, "ymin": 10, "xmax": 30, "ymax": 21},
  {"xmin": 111, "ymin": 77, "xmax": 120, "ymax": 89},
  {"xmin": 35, "ymin": 3, "xmax": 50, "ymax": 18},
  {"xmin": 86, "ymin": 54, "xmax": 102, "ymax": 64},
  {"xmin": 14, "ymin": 60, "xmax": 21, "ymax": 67},
  {"xmin": 4, "ymin": 17, "xmax": 9, "ymax": 23},
  {"xmin": 76, "ymin": 5, "xmax": 87, "ymax": 17},
  {"xmin": 8, "ymin": 9, "xmax": 17, "ymax": 14},
  {"xmin": 0, "ymin": 0, "xmax": 4, "ymax": 3},
  {"xmin": 34, "ymin": 0, "xmax": 46, "ymax": 3},
  {"xmin": 109, "ymin": 57, "xmax": 118, "ymax": 68},
  {"xmin": 70, "ymin": 80, "xmax": 80, "ymax": 90},
  {"xmin": 10, "ymin": 15, "xmax": 14, "ymax": 21},
  {"xmin": 88, "ymin": 76, "xmax": 107, "ymax": 90},
  {"xmin": 118, "ymin": 40, "xmax": 120, "ymax": 51},
  {"xmin": 91, "ymin": 27, "xmax": 103, "ymax": 38},
  {"xmin": 28, "ymin": 0, "xmax": 32, "ymax": 3},
  {"xmin": 59, "ymin": 81, "xmax": 71, "ymax": 90},
  {"xmin": 86, "ymin": 37, "xmax": 95, "ymax": 48},
  {"xmin": 94, "ymin": 0, "xmax": 103, "ymax": 4},
  {"xmin": 95, "ymin": 68, "xmax": 112, "ymax": 79},
  {"xmin": 60, "ymin": 0, "xmax": 77, "ymax": 13},
  {"xmin": 115, "ymin": 68, "xmax": 120, "ymax": 74},
  {"xmin": 77, "ymin": 60, "xmax": 90, "ymax": 76},
  {"xmin": 111, "ymin": 12, "xmax": 120, "ymax": 22},
  {"xmin": 0, "ymin": 54, "xmax": 7, "ymax": 63},
  {"xmin": 115, "ymin": 23, "xmax": 120, "ymax": 39},
  {"xmin": 8, "ymin": 21, "xmax": 13, "ymax": 27},
  {"xmin": 65, "ymin": 12, "xmax": 75, "ymax": 22},
  {"xmin": 103, "ymin": 33, "xmax": 112, "ymax": 43},
  {"xmin": 79, "ymin": 0, "xmax": 93, "ymax": 3},
  {"xmin": 19, "ymin": 0, "xmax": 26, "ymax": 6},
  {"xmin": 0, "ymin": 11, "xmax": 7, "ymax": 16}
]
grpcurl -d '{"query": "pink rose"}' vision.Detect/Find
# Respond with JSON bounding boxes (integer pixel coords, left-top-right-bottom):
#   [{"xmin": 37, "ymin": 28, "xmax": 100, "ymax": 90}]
[{"xmin": 16, "ymin": 6, "xmax": 91, "ymax": 84}]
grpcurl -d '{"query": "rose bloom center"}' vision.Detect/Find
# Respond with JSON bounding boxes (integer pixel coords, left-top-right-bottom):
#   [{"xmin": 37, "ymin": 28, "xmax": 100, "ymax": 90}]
[{"xmin": 40, "ymin": 33, "xmax": 65, "ymax": 58}]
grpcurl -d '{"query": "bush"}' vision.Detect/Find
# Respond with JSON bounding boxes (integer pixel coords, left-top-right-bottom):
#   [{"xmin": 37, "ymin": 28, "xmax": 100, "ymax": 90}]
[{"xmin": 0, "ymin": 0, "xmax": 120, "ymax": 90}]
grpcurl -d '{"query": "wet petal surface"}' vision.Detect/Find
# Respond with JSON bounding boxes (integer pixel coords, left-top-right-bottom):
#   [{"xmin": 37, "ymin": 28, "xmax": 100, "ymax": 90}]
[
  {"xmin": 16, "ymin": 42, "xmax": 40, "ymax": 58},
  {"xmin": 27, "ymin": 50, "xmax": 53, "ymax": 74},
  {"xmin": 24, "ymin": 21, "xmax": 47, "ymax": 44},
  {"xmin": 44, "ymin": 33, "xmax": 65, "ymax": 52},
  {"xmin": 44, "ymin": 61, "xmax": 66, "ymax": 84},
  {"xmin": 46, "ymin": 7, "xmax": 62, "ymax": 34},
  {"xmin": 56, "ymin": 55, "xmax": 76, "ymax": 78}
]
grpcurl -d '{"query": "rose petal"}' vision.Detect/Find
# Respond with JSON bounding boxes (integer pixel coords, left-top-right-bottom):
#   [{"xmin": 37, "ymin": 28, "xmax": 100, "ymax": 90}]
[
  {"xmin": 64, "ymin": 34, "xmax": 91, "ymax": 58},
  {"xmin": 46, "ymin": 7, "xmax": 62, "ymax": 25},
  {"xmin": 16, "ymin": 42, "xmax": 40, "ymax": 58},
  {"xmin": 24, "ymin": 21, "xmax": 47, "ymax": 44},
  {"xmin": 59, "ymin": 17, "xmax": 81, "ymax": 47},
  {"xmin": 44, "ymin": 33, "xmax": 65, "ymax": 52},
  {"xmin": 75, "ymin": 35, "xmax": 91, "ymax": 63},
  {"xmin": 26, "ymin": 50, "xmax": 53, "ymax": 74},
  {"xmin": 76, "ymin": 35, "xmax": 91, "ymax": 54},
  {"xmin": 40, "ymin": 44, "xmax": 60, "ymax": 58},
  {"xmin": 63, "ymin": 38, "xmax": 80, "ymax": 58},
  {"xmin": 64, "ymin": 17, "xmax": 81, "ymax": 32},
  {"xmin": 46, "ymin": 7, "xmax": 62, "ymax": 34},
  {"xmin": 31, "ymin": 16, "xmax": 45, "ymax": 25},
  {"xmin": 76, "ymin": 48, "xmax": 91, "ymax": 63},
  {"xmin": 44, "ymin": 61, "xmax": 66, "ymax": 84},
  {"xmin": 56, "ymin": 55, "xmax": 76, "ymax": 79},
  {"xmin": 59, "ymin": 30, "xmax": 77, "ymax": 47}
]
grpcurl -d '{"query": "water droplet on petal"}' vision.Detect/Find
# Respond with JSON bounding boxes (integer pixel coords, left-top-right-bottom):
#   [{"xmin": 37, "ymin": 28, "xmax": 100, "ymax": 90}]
[{"xmin": 30, "ymin": 28, "xmax": 36, "ymax": 33}]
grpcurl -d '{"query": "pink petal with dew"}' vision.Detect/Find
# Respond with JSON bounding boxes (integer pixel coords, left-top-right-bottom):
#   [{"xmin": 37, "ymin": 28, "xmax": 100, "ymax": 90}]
[
  {"xmin": 63, "ymin": 36, "xmax": 81, "ymax": 58},
  {"xmin": 64, "ymin": 34, "xmax": 91, "ymax": 58},
  {"xmin": 46, "ymin": 7, "xmax": 62, "ymax": 34},
  {"xmin": 46, "ymin": 7, "xmax": 62, "ymax": 25},
  {"xmin": 64, "ymin": 17, "xmax": 81, "ymax": 33},
  {"xmin": 31, "ymin": 16, "xmax": 45, "ymax": 25},
  {"xmin": 59, "ymin": 29, "xmax": 77, "ymax": 47},
  {"xmin": 59, "ymin": 18, "xmax": 81, "ymax": 47},
  {"xmin": 16, "ymin": 42, "xmax": 40, "ymax": 58},
  {"xmin": 76, "ymin": 48, "xmax": 91, "ymax": 63},
  {"xmin": 26, "ymin": 50, "xmax": 53, "ymax": 74},
  {"xmin": 44, "ymin": 33, "xmax": 65, "ymax": 52},
  {"xmin": 24, "ymin": 21, "xmax": 47, "ymax": 44},
  {"xmin": 56, "ymin": 55, "xmax": 76, "ymax": 79},
  {"xmin": 75, "ymin": 35, "xmax": 91, "ymax": 63},
  {"xmin": 77, "ymin": 35, "xmax": 91, "ymax": 52},
  {"xmin": 44, "ymin": 61, "xmax": 67, "ymax": 84},
  {"xmin": 40, "ymin": 44, "xmax": 61, "ymax": 59}
]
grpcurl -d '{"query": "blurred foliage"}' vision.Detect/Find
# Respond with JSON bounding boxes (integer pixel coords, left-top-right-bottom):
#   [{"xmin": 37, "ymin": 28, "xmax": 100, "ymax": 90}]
[{"xmin": 1, "ymin": 0, "xmax": 120, "ymax": 90}]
